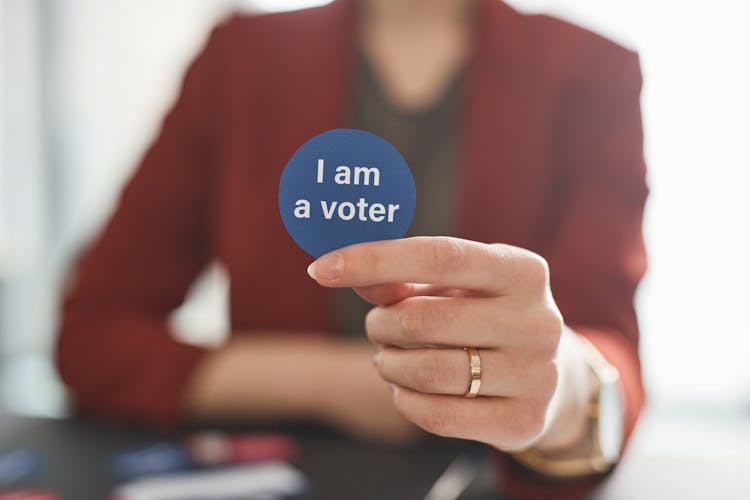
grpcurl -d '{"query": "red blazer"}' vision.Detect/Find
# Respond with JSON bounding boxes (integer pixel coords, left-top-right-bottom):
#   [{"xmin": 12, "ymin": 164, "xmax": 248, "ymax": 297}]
[{"xmin": 57, "ymin": 0, "xmax": 647, "ymax": 497}]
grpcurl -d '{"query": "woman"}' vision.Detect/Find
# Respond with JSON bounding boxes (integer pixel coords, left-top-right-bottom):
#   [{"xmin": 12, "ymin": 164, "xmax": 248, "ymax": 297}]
[{"xmin": 57, "ymin": 0, "xmax": 648, "ymax": 497}]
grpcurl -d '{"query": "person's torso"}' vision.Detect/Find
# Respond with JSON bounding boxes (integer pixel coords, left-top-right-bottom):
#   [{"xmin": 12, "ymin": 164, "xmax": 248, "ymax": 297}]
[{"xmin": 199, "ymin": 1, "xmax": 581, "ymax": 335}]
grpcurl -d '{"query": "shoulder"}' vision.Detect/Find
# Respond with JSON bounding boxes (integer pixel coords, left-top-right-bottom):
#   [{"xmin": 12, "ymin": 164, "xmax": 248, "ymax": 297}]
[
  {"xmin": 499, "ymin": 4, "xmax": 641, "ymax": 89},
  {"xmin": 527, "ymin": 12, "xmax": 637, "ymax": 61},
  {"xmin": 202, "ymin": 4, "xmax": 345, "ymax": 63}
]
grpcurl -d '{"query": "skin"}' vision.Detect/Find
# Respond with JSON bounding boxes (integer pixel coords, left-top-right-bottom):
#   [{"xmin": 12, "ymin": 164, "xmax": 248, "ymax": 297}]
[
  {"xmin": 358, "ymin": 0, "xmax": 475, "ymax": 111},
  {"xmin": 186, "ymin": 334, "xmax": 417, "ymax": 443},
  {"xmin": 186, "ymin": 0, "xmax": 597, "ymax": 459},
  {"xmin": 307, "ymin": 237, "xmax": 594, "ymax": 452}
]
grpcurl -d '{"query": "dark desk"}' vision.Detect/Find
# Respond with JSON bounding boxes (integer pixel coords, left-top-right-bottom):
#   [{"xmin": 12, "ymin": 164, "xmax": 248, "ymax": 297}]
[
  {"xmin": 9, "ymin": 411, "xmax": 745, "ymax": 499},
  {"xmin": 0, "ymin": 413, "xmax": 496, "ymax": 499}
]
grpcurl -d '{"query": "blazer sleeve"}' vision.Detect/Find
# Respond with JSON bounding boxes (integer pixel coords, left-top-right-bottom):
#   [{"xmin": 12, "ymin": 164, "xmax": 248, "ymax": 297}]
[
  {"xmin": 56, "ymin": 23, "xmax": 231, "ymax": 426},
  {"xmin": 496, "ymin": 46, "xmax": 649, "ymax": 498}
]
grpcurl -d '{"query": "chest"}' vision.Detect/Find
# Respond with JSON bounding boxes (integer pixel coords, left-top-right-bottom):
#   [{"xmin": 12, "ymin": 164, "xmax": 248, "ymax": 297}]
[{"xmin": 209, "ymin": 60, "xmax": 559, "ymax": 331}]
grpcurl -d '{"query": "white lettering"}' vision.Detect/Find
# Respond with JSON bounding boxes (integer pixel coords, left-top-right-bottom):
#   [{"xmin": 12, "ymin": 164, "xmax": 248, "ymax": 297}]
[
  {"xmin": 321, "ymin": 200, "xmax": 337, "ymax": 219},
  {"xmin": 353, "ymin": 166, "xmax": 380, "ymax": 186},
  {"xmin": 318, "ymin": 199, "xmax": 399, "ymax": 222},
  {"xmin": 316, "ymin": 159, "xmax": 324, "ymax": 183},
  {"xmin": 387, "ymin": 204, "xmax": 400, "ymax": 222},
  {"xmin": 338, "ymin": 202, "xmax": 355, "ymax": 220},
  {"xmin": 294, "ymin": 199, "xmax": 310, "ymax": 218},
  {"xmin": 334, "ymin": 165, "xmax": 351, "ymax": 185},
  {"xmin": 369, "ymin": 203, "xmax": 385, "ymax": 222}
]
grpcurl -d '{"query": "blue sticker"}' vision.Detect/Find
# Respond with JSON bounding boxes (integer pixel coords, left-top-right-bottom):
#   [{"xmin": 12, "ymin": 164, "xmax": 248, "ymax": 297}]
[{"xmin": 279, "ymin": 129, "xmax": 416, "ymax": 258}]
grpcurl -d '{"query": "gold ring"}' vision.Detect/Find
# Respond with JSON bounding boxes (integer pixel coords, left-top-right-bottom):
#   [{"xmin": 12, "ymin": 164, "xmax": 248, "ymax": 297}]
[{"xmin": 464, "ymin": 347, "xmax": 481, "ymax": 398}]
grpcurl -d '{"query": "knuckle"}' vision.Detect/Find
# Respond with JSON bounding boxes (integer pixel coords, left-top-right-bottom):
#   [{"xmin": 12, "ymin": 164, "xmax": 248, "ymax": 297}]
[
  {"xmin": 549, "ymin": 308, "xmax": 564, "ymax": 334},
  {"xmin": 364, "ymin": 308, "xmax": 382, "ymax": 342},
  {"xmin": 540, "ymin": 310, "xmax": 564, "ymax": 353},
  {"xmin": 524, "ymin": 308, "xmax": 563, "ymax": 353},
  {"xmin": 539, "ymin": 309, "xmax": 563, "ymax": 335},
  {"xmin": 427, "ymin": 237, "xmax": 466, "ymax": 275},
  {"xmin": 399, "ymin": 300, "xmax": 438, "ymax": 341},
  {"xmin": 511, "ymin": 405, "xmax": 546, "ymax": 443},
  {"xmin": 521, "ymin": 252, "xmax": 550, "ymax": 291}
]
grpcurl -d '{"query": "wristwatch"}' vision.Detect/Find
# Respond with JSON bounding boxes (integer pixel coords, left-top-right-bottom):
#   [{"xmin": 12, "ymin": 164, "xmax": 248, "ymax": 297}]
[{"xmin": 511, "ymin": 335, "xmax": 625, "ymax": 477}]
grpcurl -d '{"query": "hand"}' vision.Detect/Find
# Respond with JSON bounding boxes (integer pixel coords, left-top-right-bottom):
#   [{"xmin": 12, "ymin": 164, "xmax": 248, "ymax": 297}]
[{"xmin": 307, "ymin": 236, "xmax": 594, "ymax": 452}]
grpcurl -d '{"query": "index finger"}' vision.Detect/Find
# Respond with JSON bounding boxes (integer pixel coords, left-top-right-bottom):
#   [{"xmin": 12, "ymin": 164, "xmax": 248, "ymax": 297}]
[{"xmin": 307, "ymin": 236, "xmax": 537, "ymax": 294}]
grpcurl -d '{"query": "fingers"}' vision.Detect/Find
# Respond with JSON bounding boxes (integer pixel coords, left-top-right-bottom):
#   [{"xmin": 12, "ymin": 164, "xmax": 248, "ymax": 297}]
[
  {"xmin": 366, "ymin": 296, "xmax": 502, "ymax": 347},
  {"xmin": 353, "ymin": 283, "xmax": 470, "ymax": 306},
  {"xmin": 365, "ymin": 295, "xmax": 562, "ymax": 351},
  {"xmin": 375, "ymin": 346, "xmax": 549, "ymax": 397},
  {"xmin": 307, "ymin": 236, "xmax": 548, "ymax": 295},
  {"xmin": 391, "ymin": 387, "xmax": 546, "ymax": 451},
  {"xmin": 353, "ymin": 283, "xmax": 446, "ymax": 306},
  {"xmin": 304, "ymin": 236, "xmax": 560, "ymax": 451}
]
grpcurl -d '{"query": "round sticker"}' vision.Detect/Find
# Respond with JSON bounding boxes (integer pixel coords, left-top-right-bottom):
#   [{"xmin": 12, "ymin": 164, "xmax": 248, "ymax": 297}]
[{"xmin": 278, "ymin": 129, "xmax": 416, "ymax": 258}]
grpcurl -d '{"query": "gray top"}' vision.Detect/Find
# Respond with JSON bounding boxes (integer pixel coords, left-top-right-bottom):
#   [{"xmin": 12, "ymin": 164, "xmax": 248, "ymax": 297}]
[{"xmin": 335, "ymin": 56, "xmax": 465, "ymax": 336}]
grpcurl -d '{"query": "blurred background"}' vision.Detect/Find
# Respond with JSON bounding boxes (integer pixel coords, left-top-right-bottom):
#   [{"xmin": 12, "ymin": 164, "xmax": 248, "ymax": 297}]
[{"xmin": 1, "ymin": 0, "xmax": 749, "ymax": 460}]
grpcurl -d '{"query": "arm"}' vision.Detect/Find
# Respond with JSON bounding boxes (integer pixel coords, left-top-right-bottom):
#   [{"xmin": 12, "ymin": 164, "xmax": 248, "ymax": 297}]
[
  {"xmin": 56, "ymin": 23, "xmax": 223, "ymax": 425},
  {"xmin": 496, "ymin": 45, "xmax": 648, "ymax": 497},
  {"xmin": 305, "ymin": 43, "xmax": 647, "ymax": 500},
  {"xmin": 57, "ymin": 20, "xmax": 414, "ymax": 438},
  {"xmin": 185, "ymin": 335, "xmax": 416, "ymax": 442}
]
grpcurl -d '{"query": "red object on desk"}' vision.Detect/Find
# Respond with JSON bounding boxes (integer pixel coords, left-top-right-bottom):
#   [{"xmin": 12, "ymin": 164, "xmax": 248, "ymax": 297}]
[
  {"xmin": 57, "ymin": 1, "xmax": 648, "ymax": 498},
  {"xmin": 0, "ymin": 490, "xmax": 59, "ymax": 500},
  {"xmin": 187, "ymin": 432, "xmax": 298, "ymax": 465}
]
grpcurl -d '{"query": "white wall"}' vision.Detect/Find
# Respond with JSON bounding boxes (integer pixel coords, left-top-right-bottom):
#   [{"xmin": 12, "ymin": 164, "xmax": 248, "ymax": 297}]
[
  {"xmin": 0, "ymin": 0, "xmax": 257, "ymax": 415},
  {"xmin": 0, "ymin": 0, "xmax": 65, "ymax": 415},
  {"xmin": 0, "ymin": 1, "xmax": 6, "ymax": 277},
  {"xmin": 48, "ymin": 0, "xmax": 251, "ymax": 261},
  {"xmin": 506, "ymin": 0, "xmax": 750, "ymax": 414}
]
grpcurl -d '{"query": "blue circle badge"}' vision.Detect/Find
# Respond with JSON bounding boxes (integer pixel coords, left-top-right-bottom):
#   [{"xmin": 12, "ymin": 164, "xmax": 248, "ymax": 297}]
[{"xmin": 279, "ymin": 129, "xmax": 416, "ymax": 258}]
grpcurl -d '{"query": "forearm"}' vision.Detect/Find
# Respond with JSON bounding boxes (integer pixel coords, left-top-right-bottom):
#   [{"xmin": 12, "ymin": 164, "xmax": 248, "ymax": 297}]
[
  {"xmin": 183, "ymin": 333, "xmax": 416, "ymax": 441},
  {"xmin": 184, "ymin": 334, "xmax": 358, "ymax": 421}
]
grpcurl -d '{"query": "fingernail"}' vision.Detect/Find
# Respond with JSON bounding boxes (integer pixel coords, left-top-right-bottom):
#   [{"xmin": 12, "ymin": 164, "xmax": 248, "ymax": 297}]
[{"xmin": 307, "ymin": 254, "xmax": 343, "ymax": 281}]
